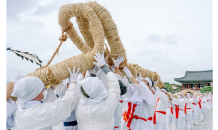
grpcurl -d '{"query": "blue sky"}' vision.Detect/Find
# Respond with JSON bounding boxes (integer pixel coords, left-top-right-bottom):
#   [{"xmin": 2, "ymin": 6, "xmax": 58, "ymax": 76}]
[{"xmin": 6, "ymin": 0, "xmax": 213, "ymax": 84}]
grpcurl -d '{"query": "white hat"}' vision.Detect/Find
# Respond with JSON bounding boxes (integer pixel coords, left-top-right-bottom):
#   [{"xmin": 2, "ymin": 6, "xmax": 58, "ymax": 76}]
[{"xmin": 11, "ymin": 77, "xmax": 44, "ymax": 102}]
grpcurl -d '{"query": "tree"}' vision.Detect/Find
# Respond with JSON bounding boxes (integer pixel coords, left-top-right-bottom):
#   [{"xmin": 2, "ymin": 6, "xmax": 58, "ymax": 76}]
[{"xmin": 200, "ymin": 86, "xmax": 213, "ymax": 93}]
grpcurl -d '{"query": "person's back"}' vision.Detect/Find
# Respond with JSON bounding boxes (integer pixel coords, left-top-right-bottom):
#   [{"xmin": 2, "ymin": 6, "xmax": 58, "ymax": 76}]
[{"xmin": 75, "ymin": 52, "xmax": 120, "ymax": 130}]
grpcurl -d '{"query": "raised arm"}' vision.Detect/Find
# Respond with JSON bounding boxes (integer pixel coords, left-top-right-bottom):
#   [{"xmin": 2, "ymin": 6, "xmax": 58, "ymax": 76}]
[{"xmin": 155, "ymin": 86, "xmax": 168, "ymax": 106}]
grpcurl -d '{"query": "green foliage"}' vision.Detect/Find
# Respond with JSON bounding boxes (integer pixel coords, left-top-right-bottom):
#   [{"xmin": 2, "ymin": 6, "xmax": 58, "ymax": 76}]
[
  {"xmin": 165, "ymin": 84, "xmax": 181, "ymax": 92},
  {"xmin": 200, "ymin": 86, "xmax": 213, "ymax": 93}
]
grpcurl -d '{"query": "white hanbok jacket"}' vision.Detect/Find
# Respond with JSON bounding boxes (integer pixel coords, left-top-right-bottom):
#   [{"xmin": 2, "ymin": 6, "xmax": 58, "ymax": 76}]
[
  {"xmin": 198, "ymin": 96, "xmax": 207, "ymax": 109},
  {"xmin": 172, "ymin": 98, "xmax": 186, "ymax": 119},
  {"xmin": 123, "ymin": 81, "xmax": 156, "ymax": 130},
  {"xmin": 184, "ymin": 98, "xmax": 193, "ymax": 115},
  {"xmin": 154, "ymin": 87, "xmax": 169, "ymax": 124},
  {"xmin": 206, "ymin": 95, "xmax": 213, "ymax": 105},
  {"xmin": 192, "ymin": 97, "xmax": 199, "ymax": 115},
  {"xmin": 75, "ymin": 72, "xmax": 120, "ymax": 130},
  {"xmin": 12, "ymin": 83, "xmax": 78, "ymax": 130}
]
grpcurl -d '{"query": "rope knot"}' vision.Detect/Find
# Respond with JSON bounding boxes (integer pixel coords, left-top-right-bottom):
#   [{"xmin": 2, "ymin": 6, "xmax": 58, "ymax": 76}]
[{"xmin": 59, "ymin": 35, "xmax": 68, "ymax": 42}]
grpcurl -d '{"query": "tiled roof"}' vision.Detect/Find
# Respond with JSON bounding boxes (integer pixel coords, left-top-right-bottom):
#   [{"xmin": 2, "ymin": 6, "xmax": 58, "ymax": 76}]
[{"xmin": 174, "ymin": 70, "xmax": 213, "ymax": 82}]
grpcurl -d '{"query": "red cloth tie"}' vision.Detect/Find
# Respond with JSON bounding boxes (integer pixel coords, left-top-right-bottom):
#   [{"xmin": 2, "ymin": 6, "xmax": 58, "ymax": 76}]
[
  {"xmin": 127, "ymin": 104, "xmax": 137, "ymax": 128},
  {"xmin": 168, "ymin": 107, "xmax": 173, "ymax": 114},
  {"xmin": 153, "ymin": 98, "xmax": 166, "ymax": 124},
  {"xmin": 184, "ymin": 103, "xmax": 191, "ymax": 114},
  {"xmin": 119, "ymin": 100, "xmax": 123, "ymax": 103},
  {"xmin": 175, "ymin": 104, "xmax": 183, "ymax": 119},
  {"xmin": 148, "ymin": 117, "xmax": 152, "ymax": 121},
  {"xmin": 114, "ymin": 126, "xmax": 119, "ymax": 128}
]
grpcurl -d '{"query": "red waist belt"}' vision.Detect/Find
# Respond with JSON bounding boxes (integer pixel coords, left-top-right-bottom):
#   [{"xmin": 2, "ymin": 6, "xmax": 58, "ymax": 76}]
[
  {"xmin": 192, "ymin": 103, "xmax": 197, "ymax": 105},
  {"xmin": 168, "ymin": 107, "xmax": 173, "ymax": 114},
  {"xmin": 114, "ymin": 126, "xmax": 119, "ymax": 128}
]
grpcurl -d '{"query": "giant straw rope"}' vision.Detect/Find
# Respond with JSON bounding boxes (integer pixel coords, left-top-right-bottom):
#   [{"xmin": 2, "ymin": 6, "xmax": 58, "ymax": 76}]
[{"xmin": 24, "ymin": 2, "xmax": 165, "ymax": 88}]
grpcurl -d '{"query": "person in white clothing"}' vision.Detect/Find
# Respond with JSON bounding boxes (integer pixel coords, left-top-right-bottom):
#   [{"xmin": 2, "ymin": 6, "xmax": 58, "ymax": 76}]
[
  {"xmin": 75, "ymin": 52, "xmax": 120, "ymax": 130},
  {"xmin": 192, "ymin": 93, "xmax": 199, "ymax": 126},
  {"xmin": 110, "ymin": 55, "xmax": 128, "ymax": 130},
  {"xmin": 184, "ymin": 92, "xmax": 193, "ymax": 130},
  {"xmin": 122, "ymin": 68, "xmax": 156, "ymax": 130},
  {"xmin": 207, "ymin": 92, "xmax": 213, "ymax": 109},
  {"xmin": 153, "ymin": 86, "xmax": 169, "ymax": 130},
  {"xmin": 7, "ymin": 66, "xmax": 80, "ymax": 130},
  {"xmin": 167, "ymin": 93, "xmax": 174, "ymax": 130},
  {"xmin": 198, "ymin": 92, "xmax": 208, "ymax": 122},
  {"xmin": 6, "ymin": 74, "xmax": 24, "ymax": 130},
  {"xmin": 171, "ymin": 92, "xmax": 186, "ymax": 130}
]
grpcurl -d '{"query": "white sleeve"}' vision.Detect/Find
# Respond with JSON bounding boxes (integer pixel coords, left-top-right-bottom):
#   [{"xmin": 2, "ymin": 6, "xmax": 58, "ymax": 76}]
[
  {"xmin": 134, "ymin": 81, "xmax": 156, "ymax": 107},
  {"xmin": 6, "ymin": 98, "xmax": 17, "ymax": 117},
  {"xmin": 155, "ymin": 87, "xmax": 169, "ymax": 106},
  {"xmin": 6, "ymin": 98, "xmax": 17, "ymax": 129},
  {"xmin": 43, "ymin": 87, "xmax": 58, "ymax": 102},
  {"xmin": 172, "ymin": 98, "xmax": 186, "ymax": 105},
  {"xmin": 105, "ymin": 72, "xmax": 120, "ymax": 107},
  {"xmin": 31, "ymin": 82, "xmax": 79, "ymax": 127},
  {"xmin": 125, "ymin": 82, "xmax": 136, "ymax": 99}
]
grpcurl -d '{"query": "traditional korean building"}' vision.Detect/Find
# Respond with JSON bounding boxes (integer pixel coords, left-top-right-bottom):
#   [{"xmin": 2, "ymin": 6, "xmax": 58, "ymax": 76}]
[{"xmin": 174, "ymin": 70, "xmax": 213, "ymax": 90}]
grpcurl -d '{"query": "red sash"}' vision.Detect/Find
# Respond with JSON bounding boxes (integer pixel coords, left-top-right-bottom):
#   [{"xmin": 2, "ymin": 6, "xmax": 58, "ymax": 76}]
[
  {"xmin": 192, "ymin": 103, "xmax": 197, "ymax": 105},
  {"xmin": 148, "ymin": 117, "xmax": 152, "ymax": 121},
  {"xmin": 168, "ymin": 107, "xmax": 173, "ymax": 114},
  {"xmin": 153, "ymin": 98, "xmax": 167, "ymax": 124},
  {"xmin": 184, "ymin": 103, "xmax": 191, "ymax": 114},
  {"xmin": 198, "ymin": 97, "xmax": 204, "ymax": 109},
  {"xmin": 175, "ymin": 104, "xmax": 183, "ymax": 119},
  {"xmin": 127, "ymin": 104, "xmax": 137, "ymax": 128},
  {"xmin": 119, "ymin": 100, "xmax": 123, "ymax": 103},
  {"xmin": 114, "ymin": 126, "xmax": 119, "ymax": 128}
]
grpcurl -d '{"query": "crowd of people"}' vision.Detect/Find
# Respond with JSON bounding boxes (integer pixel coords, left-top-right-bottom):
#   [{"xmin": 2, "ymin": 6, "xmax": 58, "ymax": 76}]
[{"xmin": 6, "ymin": 51, "xmax": 213, "ymax": 130}]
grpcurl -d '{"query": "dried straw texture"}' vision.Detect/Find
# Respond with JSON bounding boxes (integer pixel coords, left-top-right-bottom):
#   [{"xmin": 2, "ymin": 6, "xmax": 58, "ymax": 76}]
[
  {"xmin": 181, "ymin": 89, "xmax": 195, "ymax": 97},
  {"xmin": 6, "ymin": 83, "xmax": 18, "ymax": 101},
  {"xmin": 167, "ymin": 92, "xmax": 172, "ymax": 101},
  {"xmin": 123, "ymin": 63, "xmax": 164, "ymax": 88},
  {"xmin": 26, "ymin": 3, "xmax": 105, "ymax": 86},
  {"xmin": 86, "ymin": 2, "xmax": 127, "ymax": 68},
  {"xmin": 172, "ymin": 94, "xmax": 178, "ymax": 98}
]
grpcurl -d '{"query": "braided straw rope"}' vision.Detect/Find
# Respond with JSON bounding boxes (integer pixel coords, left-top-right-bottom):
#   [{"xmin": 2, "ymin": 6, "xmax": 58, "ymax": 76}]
[
  {"xmin": 167, "ymin": 92, "xmax": 172, "ymax": 101},
  {"xmin": 181, "ymin": 89, "xmax": 195, "ymax": 97},
  {"xmin": 65, "ymin": 2, "xmax": 164, "ymax": 88},
  {"xmin": 25, "ymin": 3, "xmax": 105, "ymax": 86}
]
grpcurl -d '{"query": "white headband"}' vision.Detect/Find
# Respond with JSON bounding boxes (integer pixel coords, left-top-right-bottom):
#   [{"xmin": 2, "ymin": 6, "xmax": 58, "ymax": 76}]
[
  {"xmin": 178, "ymin": 92, "xmax": 184, "ymax": 97},
  {"xmin": 160, "ymin": 88, "xmax": 167, "ymax": 93},
  {"xmin": 144, "ymin": 78, "xmax": 152, "ymax": 87}
]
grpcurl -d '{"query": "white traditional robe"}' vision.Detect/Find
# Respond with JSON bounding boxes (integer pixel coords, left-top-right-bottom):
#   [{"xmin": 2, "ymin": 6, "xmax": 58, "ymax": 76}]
[
  {"xmin": 206, "ymin": 95, "xmax": 213, "ymax": 109},
  {"xmin": 75, "ymin": 72, "xmax": 120, "ymax": 130},
  {"xmin": 122, "ymin": 81, "xmax": 156, "ymax": 130},
  {"xmin": 167, "ymin": 101, "xmax": 173, "ymax": 130},
  {"xmin": 192, "ymin": 97, "xmax": 199, "ymax": 125},
  {"xmin": 12, "ymin": 83, "xmax": 78, "ymax": 130},
  {"xmin": 172, "ymin": 98, "xmax": 186, "ymax": 130},
  {"xmin": 198, "ymin": 96, "xmax": 208, "ymax": 121},
  {"xmin": 184, "ymin": 98, "xmax": 193, "ymax": 130},
  {"xmin": 154, "ymin": 87, "xmax": 168, "ymax": 130}
]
